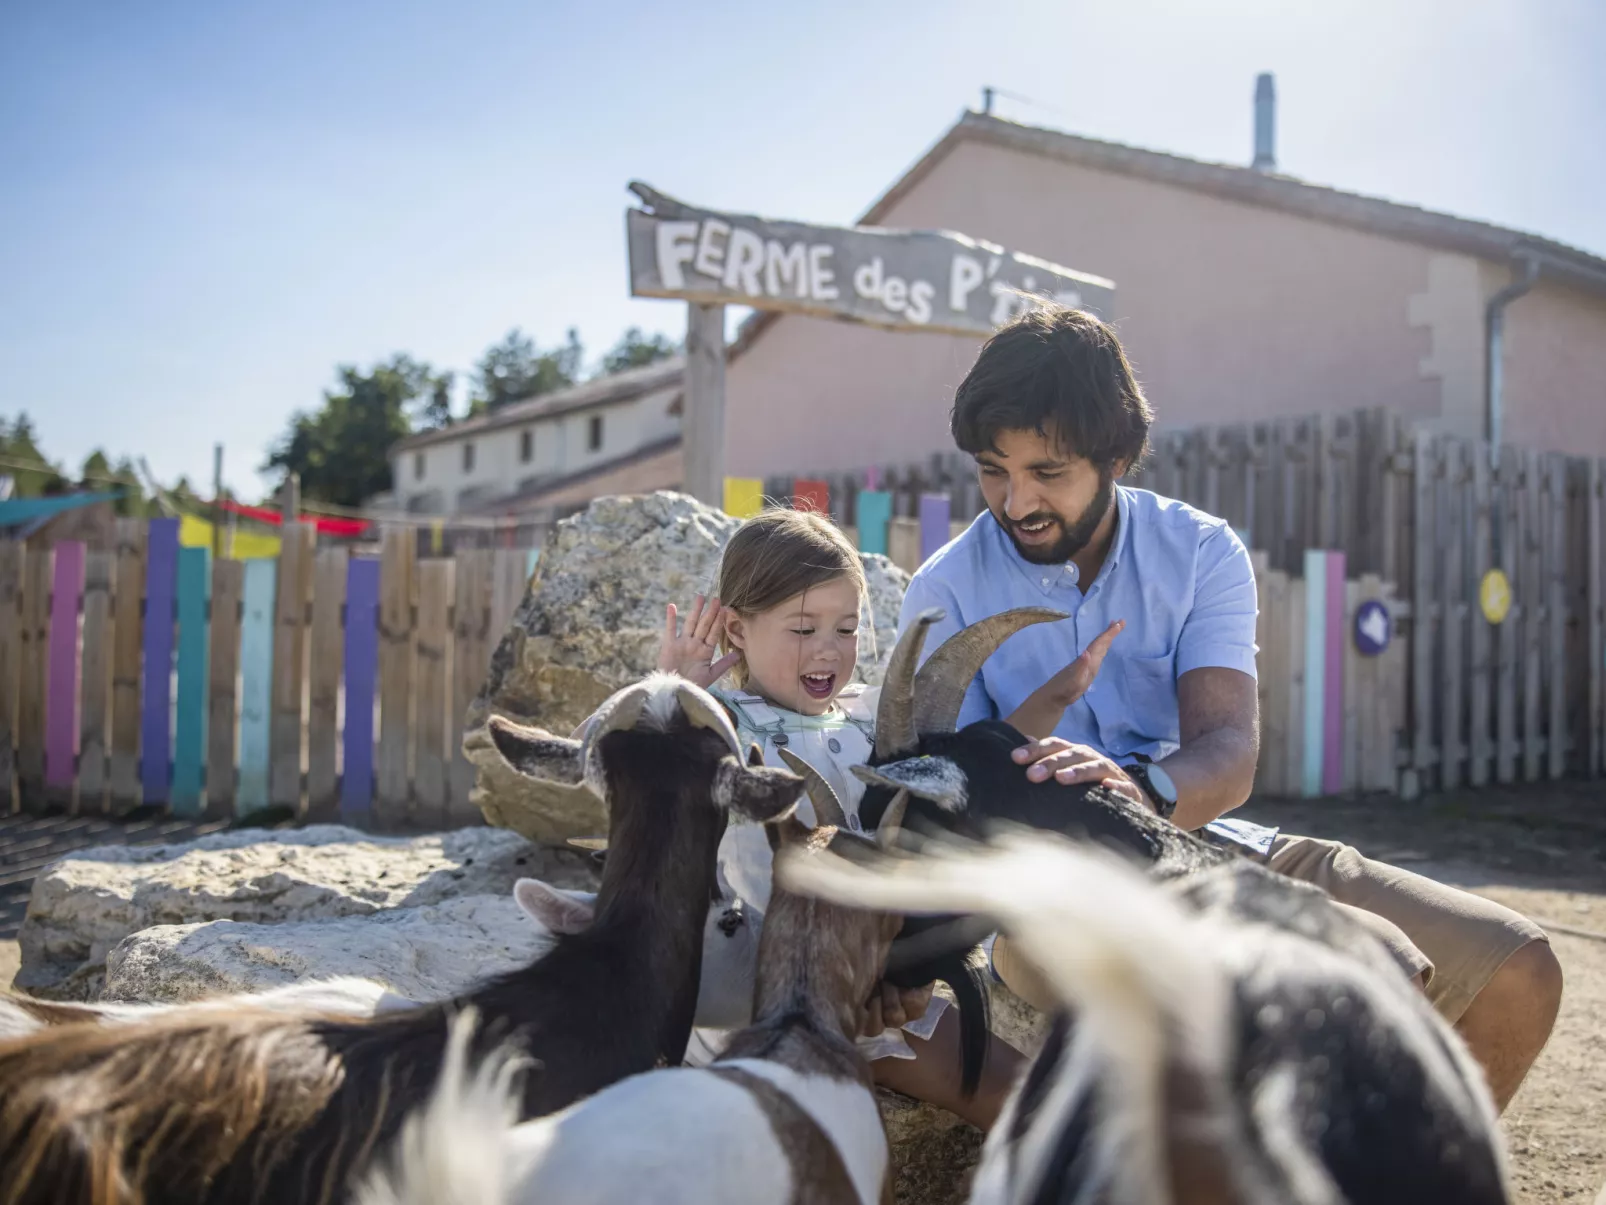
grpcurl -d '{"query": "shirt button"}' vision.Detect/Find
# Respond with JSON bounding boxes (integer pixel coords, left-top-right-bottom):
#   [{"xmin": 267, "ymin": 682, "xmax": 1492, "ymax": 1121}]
[
  {"xmin": 849, "ymin": 816, "xmax": 862, "ymax": 832},
  {"xmin": 772, "ymin": 733, "xmax": 789, "ymax": 747},
  {"xmin": 828, "ymin": 737, "xmax": 842, "ymax": 753}
]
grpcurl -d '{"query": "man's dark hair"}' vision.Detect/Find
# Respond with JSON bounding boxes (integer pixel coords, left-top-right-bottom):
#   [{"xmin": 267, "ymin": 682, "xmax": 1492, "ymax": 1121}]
[{"xmin": 950, "ymin": 306, "xmax": 1153, "ymax": 471}]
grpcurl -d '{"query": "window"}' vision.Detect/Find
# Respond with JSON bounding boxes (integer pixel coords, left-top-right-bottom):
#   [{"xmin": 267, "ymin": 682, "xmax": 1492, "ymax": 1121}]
[
  {"xmin": 414, "ymin": 452, "xmax": 425, "ymax": 481},
  {"xmin": 463, "ymin": 442, "xmax": 476, "ymax": 472},
  {"xmin": 587, "ymin": 414, "xmax": 603, "ymax": 452},
  {"xmin": 520, "ymin": 429, "xmax": 534, "ymax": 463}
]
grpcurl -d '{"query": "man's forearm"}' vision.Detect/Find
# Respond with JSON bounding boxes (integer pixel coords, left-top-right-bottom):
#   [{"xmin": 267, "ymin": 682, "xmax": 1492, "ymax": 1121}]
[{"xmin": 1157, "ymin": 726, "xmax": 1257, "ymax": 830}]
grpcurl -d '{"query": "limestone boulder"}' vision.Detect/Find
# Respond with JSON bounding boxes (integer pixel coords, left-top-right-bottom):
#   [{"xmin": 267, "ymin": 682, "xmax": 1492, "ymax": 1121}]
[
  {"xmin": 464, "ymin": 491, "xmax": 909, "ymax": 845},
  {"xmin": 17, "ymin": 824, "xmax": 595, "ymax": 999},
  {"xmin": 101, "ymin": 893, "xmax": 557, "ymax": 1005}
]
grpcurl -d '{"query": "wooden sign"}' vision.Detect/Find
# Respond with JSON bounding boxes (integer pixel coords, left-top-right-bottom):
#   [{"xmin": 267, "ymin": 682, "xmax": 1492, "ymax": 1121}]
[{"xmin": 626, "ymin": 183, "xmax": 1116, "ymax": 337}]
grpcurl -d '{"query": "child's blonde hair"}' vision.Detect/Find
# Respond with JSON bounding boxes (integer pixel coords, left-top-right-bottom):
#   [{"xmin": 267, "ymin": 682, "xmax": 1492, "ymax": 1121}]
[{"xmin": 717, "ymin": 508, "xmax": 867, "ymax": 688}]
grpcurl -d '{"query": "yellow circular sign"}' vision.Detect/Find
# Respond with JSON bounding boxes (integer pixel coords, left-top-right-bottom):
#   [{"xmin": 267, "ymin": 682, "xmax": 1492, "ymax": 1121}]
[{"xmin": 1480, "ymin": 568, "xmax": 1512, "ymax": 625}]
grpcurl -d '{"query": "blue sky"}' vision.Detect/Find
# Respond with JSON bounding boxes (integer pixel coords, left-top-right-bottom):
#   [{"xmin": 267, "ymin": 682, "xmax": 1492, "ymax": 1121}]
[{"xmin": 3, "ymin": 0, "xmax": 1602, "ymax": 497}]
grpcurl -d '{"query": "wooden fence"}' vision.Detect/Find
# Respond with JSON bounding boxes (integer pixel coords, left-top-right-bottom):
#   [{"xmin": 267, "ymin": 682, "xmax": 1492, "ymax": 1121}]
[
  {"xmin": 767, "ymin": 407, "xmax": 1606, "ymax": 795},
  {"xmin": 0, "ymin": 518, "xmax": 536, "ymax": 826}
]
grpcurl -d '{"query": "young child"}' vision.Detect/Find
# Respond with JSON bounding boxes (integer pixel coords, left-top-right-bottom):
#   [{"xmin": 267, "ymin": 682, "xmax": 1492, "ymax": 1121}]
[{"xmin": 654, "ymin": 508, "xmax": 1025, "ymax": 1128}]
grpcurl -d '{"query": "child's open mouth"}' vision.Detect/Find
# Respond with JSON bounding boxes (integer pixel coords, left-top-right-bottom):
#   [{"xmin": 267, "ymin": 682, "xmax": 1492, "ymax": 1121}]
[{"xmin": 800, "ymin": 671, "xmax": 836, "ymax": 700}]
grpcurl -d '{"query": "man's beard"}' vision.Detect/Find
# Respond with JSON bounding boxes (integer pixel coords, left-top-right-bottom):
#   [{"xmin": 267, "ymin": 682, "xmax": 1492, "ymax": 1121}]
[{"xmin": 995, "ymin": 473, "xmax": 1115, "ymax": 566}]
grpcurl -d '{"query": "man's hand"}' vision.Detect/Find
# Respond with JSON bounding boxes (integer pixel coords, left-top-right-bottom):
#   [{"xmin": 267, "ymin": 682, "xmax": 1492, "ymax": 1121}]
[
  {"xmin": 1005, "ymin": 620, "xmax": 1123, "ymax": 740},
  {"xmin": 655, "ymin": 594, "xmax": 741, "ymax": 689},
  {"xmin": 1011, "ymin": 737, "xmax": 1150, "ymax": 810},
  {"xmin": 860, "ymin": 980, "xmax": 934, "ymax": 1038}
]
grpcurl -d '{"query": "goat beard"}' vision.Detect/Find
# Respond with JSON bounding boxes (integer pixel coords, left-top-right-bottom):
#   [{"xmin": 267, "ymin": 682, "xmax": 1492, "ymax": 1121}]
[{"xmin": 993, "ymin": 471, "xmax": 1114, "ymax": 566}]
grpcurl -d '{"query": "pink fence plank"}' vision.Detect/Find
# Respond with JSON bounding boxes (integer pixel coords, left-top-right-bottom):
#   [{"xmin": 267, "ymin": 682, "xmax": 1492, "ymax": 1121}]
[
  {"xmin": 1322, "ymin": 550, "xmax": 1347, "ymax": 796},
  {"xmin": 45, "ymin": 541, "xmax": 86, "ymax": 792}
]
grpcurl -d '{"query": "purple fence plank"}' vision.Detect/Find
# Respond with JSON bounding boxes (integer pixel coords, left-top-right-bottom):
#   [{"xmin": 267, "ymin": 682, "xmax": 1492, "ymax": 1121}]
[
  {"xmin": 919, "ymin": 494, "xmax": 951, "ymax": 562},
  {"xmin": 341, "ymin": 557, "xmax": 380, "ymax": 819},
  {"xmin": 141, "ymin": 518, "xmax": 180, "ymax": 804},
  {"xmin": 1322, "ymin": 550, "xmax": 1347, "ymax": 796},
  {"xmin": 45, "ymin": 542, "xmax": 86, "ymax": 790}
]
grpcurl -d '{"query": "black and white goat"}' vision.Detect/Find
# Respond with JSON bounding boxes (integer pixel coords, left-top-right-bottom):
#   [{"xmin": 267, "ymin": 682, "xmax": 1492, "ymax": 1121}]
[
  {"xmin": 0, "ymin": 673, "xmax": 802, "ymax": 1205},
  {"xmin": 354, "ymin": 780, "xmax": 911, "ymax": 1205},
  {"xmin": 783, "ymin": 828, "xmax": 1511, "ymax": 1205},
  {"xmin": 854, "ymin": 607, "xmax": 1239, "ymax": 1095}
]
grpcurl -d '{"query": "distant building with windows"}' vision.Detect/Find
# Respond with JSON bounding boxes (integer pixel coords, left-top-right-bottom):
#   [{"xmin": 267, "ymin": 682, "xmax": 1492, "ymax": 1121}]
[{"xmin": 382, "ymin": 358, "xmax": 683, "ymax": 518}]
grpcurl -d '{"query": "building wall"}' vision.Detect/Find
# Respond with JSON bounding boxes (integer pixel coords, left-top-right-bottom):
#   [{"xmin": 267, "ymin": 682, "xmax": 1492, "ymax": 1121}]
[
  {"xmin": 392, "ymin": 386, "xmax": 681, "ymax": 513},
  {"xmin": 726, "ymin": 139, "xmax": 1605, "ymax": 476},
  {"xmin": 1503, "ymin": 279, "xmax": 1606, "ymax": 455}
]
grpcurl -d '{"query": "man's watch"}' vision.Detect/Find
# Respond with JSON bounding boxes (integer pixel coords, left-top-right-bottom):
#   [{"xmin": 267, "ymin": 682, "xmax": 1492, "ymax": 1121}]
[{"xmin": 1124, "ymin": 761, "xmax": 1179, "ymax": 820}]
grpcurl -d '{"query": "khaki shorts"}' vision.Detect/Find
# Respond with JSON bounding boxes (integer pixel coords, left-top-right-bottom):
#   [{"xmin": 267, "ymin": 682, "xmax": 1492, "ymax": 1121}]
[{"xmin": 992, "ymin": 833, "xmax": 1548, "ymax": 1026}]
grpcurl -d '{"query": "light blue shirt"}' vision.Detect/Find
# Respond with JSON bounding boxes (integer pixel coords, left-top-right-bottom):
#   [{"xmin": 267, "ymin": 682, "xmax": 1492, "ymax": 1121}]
[{"xmin": 898, "ymin": 485, "xmax": 1259, "ymax": 763}]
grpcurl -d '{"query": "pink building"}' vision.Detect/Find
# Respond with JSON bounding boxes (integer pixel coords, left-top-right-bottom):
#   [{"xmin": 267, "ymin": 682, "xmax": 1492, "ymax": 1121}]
[{"xmin": 725, "ymin": 108, "xmax": 1606, "ymax": 479}]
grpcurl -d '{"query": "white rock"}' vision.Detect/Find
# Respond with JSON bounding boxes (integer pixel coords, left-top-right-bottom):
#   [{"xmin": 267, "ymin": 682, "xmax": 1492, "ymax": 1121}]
[
  {"xmin": 101, "ymin": 894, "xmax": 555, "ymax": 1005},
  {"xmin": 17, "ymin": 824, "xmax": 595, "ymax": 997}
]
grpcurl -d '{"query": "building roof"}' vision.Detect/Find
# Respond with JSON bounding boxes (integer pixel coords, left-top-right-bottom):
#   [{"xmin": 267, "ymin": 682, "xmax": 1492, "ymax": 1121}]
[
  {"xmin": 394, "ymin": 357, "xmax": 684, "ymax": 454},
  {"xmin": 466, "ymin": 434, "xmax": 683, "ymax": 514},
  {"xmin": 731, "ymin": 111, "xmax": 1606, "ymax": 358}
]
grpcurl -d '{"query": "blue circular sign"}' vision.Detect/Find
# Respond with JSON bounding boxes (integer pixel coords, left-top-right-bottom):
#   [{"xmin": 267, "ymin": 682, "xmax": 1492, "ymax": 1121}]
[{"xmin": 1354, "ymin": 600, "xmax": 1391, "ymax": 656}]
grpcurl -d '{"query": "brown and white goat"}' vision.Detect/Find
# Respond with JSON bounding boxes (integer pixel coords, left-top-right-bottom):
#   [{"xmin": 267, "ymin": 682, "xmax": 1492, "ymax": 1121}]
[
  {"xmin": 354, "ymin": 777, "xmax": 911, "ymax": 1205},
  {"xmin": 0, "ymin": 673, "xmax": 802, "ymax": 1205},
  {"xmin": 785, "ymin": 828, "xmax": 1511, "ymax": 1205}
]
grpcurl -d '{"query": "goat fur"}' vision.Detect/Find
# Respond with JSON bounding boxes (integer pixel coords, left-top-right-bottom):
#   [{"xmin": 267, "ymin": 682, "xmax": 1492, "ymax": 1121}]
[
  {"xmin": 0, "ymin": 673, "xmax": 802, "ymax": 1205},
  {"xmin": 355, "ymin": 816, "xmax": 905, "ymax": 1205},
  {"xmin": 783, "ymin": 828, "xmax": 1511, "ymax": 1205}
]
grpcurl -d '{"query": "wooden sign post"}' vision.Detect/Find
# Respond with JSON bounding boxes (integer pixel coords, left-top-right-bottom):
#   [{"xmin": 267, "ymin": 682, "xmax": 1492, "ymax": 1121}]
[{"xmin": 624, "ymin": 182, "xmax": 1116, "ymax": 508}]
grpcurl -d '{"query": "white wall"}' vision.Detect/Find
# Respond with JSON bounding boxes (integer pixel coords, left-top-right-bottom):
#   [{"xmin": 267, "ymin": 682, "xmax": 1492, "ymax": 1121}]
[{"xmin": 390, "ymin": 384, "xmax": 680, "ymax": 514}]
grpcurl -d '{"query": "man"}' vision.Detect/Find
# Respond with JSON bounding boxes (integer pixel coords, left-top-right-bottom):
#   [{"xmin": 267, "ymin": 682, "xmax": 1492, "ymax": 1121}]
[{"xmin": 893, "ymin": 305, "xmax": 1561, "ymax": 1113}]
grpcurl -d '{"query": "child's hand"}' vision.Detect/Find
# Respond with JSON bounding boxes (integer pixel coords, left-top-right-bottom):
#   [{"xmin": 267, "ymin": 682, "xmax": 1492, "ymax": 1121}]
[
  {"xmin": 860, "ymin": 980, "xmax": 934, "ymax": 1037},
  {"xmin": 656, "ymin": 594, "xmax": 741, "ymax": 689}
]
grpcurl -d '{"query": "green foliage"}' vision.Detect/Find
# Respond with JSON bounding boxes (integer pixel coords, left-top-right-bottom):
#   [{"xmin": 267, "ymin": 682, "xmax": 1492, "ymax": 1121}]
[
  {"xmin": 0, "ymin": 413, "xmax": 69, "ymax": 497},
  {"xmin": 600, "ymin": 327, "xmax": 678, "ymax": 375},
  {"xmin": 263, "ymin": 354, "xmax": 450, "ymax": 508},
  {"xmin": 473, "ymin": 327, "xmax": 583, "ymax": 411}
]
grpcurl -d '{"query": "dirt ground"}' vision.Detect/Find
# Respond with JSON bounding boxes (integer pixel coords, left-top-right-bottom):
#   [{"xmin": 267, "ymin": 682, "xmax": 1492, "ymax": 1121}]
[
  {"xmin": 1, "ymin": 785, "xmax": 1602, "ymax": 1202},
  {"xmin": 1240, "ymin": 784, "xmax": 1606, "ymax": 1205}
]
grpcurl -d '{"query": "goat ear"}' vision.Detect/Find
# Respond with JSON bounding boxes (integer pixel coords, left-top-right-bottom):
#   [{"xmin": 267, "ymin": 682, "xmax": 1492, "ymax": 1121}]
[
  {"xmin": 764, "ymin": 814, "xmax": 813, "ymax": 856},
  {"xmin": 748, "ymin": 742, "xmax": 764, "ymax": 767},
  {"xmin": 489, "ymin": 717, "xmax": 584, "ymax": 784},
  {"xmin": 714, "ymin": 756, "xmax": 803, "ymax": 824},
  {"xmin": 513, "ymin": 879, "xmax": 597, "ymax": 934},
  {"xmin": 852, "ymin": 759, "xmax": 968, "ymax": 813}
]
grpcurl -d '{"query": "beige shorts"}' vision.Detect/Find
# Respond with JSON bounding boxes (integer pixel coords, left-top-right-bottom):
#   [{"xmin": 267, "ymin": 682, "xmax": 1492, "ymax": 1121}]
[{"xmin": 992, "ymin": 834, "xmax": 1548, "ymax": 1026}]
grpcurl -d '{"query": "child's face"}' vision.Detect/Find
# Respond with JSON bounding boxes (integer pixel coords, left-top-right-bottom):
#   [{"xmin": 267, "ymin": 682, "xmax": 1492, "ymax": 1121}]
[{"xmin": 726, "ymin": 576, "xmax": 862, "ymax": 716}]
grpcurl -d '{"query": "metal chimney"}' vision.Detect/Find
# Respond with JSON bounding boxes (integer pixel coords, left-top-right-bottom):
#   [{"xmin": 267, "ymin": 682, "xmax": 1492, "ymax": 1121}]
[{"xmin": 1253, "ymin": 73, "xmax": 1276, "ymax": 171}]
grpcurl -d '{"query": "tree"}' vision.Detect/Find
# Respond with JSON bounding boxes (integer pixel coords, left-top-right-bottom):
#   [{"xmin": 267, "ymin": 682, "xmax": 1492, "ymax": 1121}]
[
  {"xmin": 473, "ymin": 328, "xmax": 583, "ymax": 410},
  {"xmin": 0, "ymin": 413, "xmax": 68, "ymax": 497},
  {"xmin": 264, "ymin": 355, "xmax": 449, "ymax": 507},
  {"xmin": 599, "ymin": 327, "xmax": 678, "ymax": 376},
  {"xmin": 416, "ymin": 371, "xmax": 457, "ymax": 431}
]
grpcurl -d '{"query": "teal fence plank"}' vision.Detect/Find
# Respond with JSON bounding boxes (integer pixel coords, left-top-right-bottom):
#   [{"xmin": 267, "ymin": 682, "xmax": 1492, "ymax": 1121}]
[
  {"xmin": 237, "ymin": 558, "xmax": 276, "ymax": 813},
  {"xmin": 856, "ymin": 490, "xmax": 891, "ymax": 556},
  {"xmin": 171, "ymin": 546, "xmax": 211, "ymax": 815},
  {"xmin": 1301, "ymin": 548, "xmax": 1327, "ymax": 798}
]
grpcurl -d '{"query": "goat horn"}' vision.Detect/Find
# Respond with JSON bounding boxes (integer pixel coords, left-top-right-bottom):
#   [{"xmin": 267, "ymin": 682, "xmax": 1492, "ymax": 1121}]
[
  {"xmin": 873, "ymin": 608, "xmax": 943, "ymax": 761},
  {"xmin": 673, "ymin": 680, "xmax": 743, "ymax": 757},
  {"xmin": 877, "ymin": 788, "xmax": 909, "ymax": 850},
  {"xmin": 566, "ymin": 836, "xmax": 609, "ymax": 851},
  {"xmin": 775, "ymin": 747, "xmax": 847, "ymax": 829},
  {"xmin": 912, "ymin": 608, "xmax": 1069, "ymax": 736}
]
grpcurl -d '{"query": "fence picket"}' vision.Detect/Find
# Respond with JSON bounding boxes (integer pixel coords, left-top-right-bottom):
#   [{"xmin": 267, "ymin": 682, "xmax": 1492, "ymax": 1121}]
[
  {"xmin": 1591, "ymin": 459, "xmax": 1605, "ymax": 777},
  {"xmin": 1468, "ymin": 446, "xmax": 1493, "ymax": 786},
  {"xmin": 1495, "ymin": 445, "xmax": 1520, "ymax": 783},
  {"xmin": 1546, "ymin": 455, "xmax": 1567, "ymax": 777},
  {"xmin": 19, "ymin": 549, "xmax": 50, "ymax": 806},
  {"xmin": 140, "ymin": 518, "xmax": 180, "ymax": 805},
  {"xmin": 110, "ymin": 519, "xmax": 145, "ymax": 809},
  {"xmin": 206, "ymin": 558, "xmax": 244, "ymax": 817},
  {"xmin": 341, "ymin": 558, "xmax": 380, "ymax": 821},
  {"xmin": 271, "ymin": 525, "xmax": 313, "ymax": 811},
  {"xmin": 45, "ymin": 541, "xmax": 86, "ymax": 808},
  {"xmin": 0, "ymin": 543, "xmax": 21, "ymax": 811},
  {"xmin": 171, "ymin": 546, "xmax": 210, "ymax": 816},
  {"xmin": 377, "ymin": 528, "xmax": 417, "ymax": 820},
  {"xmin": 450, "ymin": 550, "xmax": 493, "ymax": 821},
  {"xmin": 413, "ymin": 559, "xmax": 454, "ymax": 828},
  {"xmin": 237, "ymin": 558, "xmax": 276, "ymax": 814},
  {"xmin": 307, "ymin": 548, "xmax": 348, "ymax": 820},
  {"xmin": 1440, "ymin": 441, "xmax": 1465, "ymax": 791},
  {"xmin": 1521, "ymin": 447, "xmax": 1543, "ymax": 782},
  {"xmin": 78, "ymin": 550, "xmax": 113, "ymax": 813}
]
